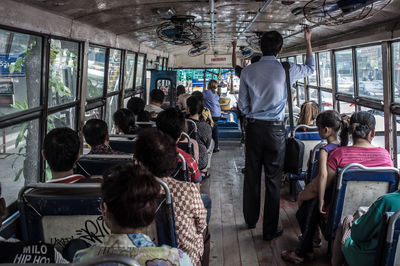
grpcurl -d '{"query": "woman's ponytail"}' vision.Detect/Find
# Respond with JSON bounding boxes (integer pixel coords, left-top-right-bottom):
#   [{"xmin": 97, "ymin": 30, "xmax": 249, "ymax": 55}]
[{"xmin": 340, "ymin": 119, "xmax": 349, "ymax": 146}]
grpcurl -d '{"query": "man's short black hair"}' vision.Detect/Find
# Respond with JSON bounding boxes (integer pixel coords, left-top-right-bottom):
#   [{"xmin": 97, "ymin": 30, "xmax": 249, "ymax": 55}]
[
  {"xmin": 176, "ymin": 85, "xmax": 186, "ymax": 97},
  {"xmin": 150, "ymin": 89, "xmax": 165, "ymax": 104},
  {"xmin": 187, "ymin": 96, "xmax": 203, "ymax": 116},
  {"xmin": 127, "ymin": 97, "xmax": 145, "ymax": 115},
  {"xmin": 83, "ymin": 119, "xmax": 108, "ymax": 147},
  {"xmin": 43, "ymin": 128, "xmax": 80, "ymax": 172},
  {"xmin": 251, "ymin": 54, "xmax": 262, "ymax": 64},
  {"xmin": 260, "ymin": 31, "xmax": 283, "ymax": 56},
  {"xmin": 156, "ymin": 108, "xmax": 185, "ymax": 141}
]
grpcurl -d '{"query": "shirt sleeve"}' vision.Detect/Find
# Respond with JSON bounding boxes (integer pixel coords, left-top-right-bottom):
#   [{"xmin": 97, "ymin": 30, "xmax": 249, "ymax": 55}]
[
  {"xmin": 190, "ymin": 185, "xmax": 207, "ymax": 234},
  {"xmin": 350, "ymin": 198, "xmax": 384, "ymax": 242},
  {"xmin": 238, "ymin": 71, "xmax": 251, "ymax": 116},
  {"xmin": 327, "ymin": 148, "xmax": 340, "ymax": 171},
  {"xmin": 55, "ymin": 249, "xmax": 69, "ymax": 263},
  {"xmin": 188, "ymin": 156, "xmax": 202, "ymax": 183},
  {"xmin": 288, "ymin": 56, "xmax": 315, "ymax": 84}
]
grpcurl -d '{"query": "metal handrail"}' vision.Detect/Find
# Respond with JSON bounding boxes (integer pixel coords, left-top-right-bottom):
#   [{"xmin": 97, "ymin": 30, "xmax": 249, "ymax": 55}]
[
  {"xmin": 80, "ymin": 154, "xmax": 133, "ymax": 159},
  {"xmin": 155, "ymin": 177, "xmax": 172, "ymax": 205},
  {"xmin": 180, "ymin": 132, "xmax": 192, "ymax": 149},
  {"xmin": 386, "ymin": 210, "xmax": 400, "ymax": 243},
  {"xmin": 186, "ymin": 118, "xmax": 198, "ymax": 133},
  {"xmin": 109, "ymin": 134, "xmax": 138, "ymax": 139},
  {"xmin": 293, "ymin": 124, "xmax": 318, "ymax": 136},
  {"xmin": 337, "ymin": 163, "xmax": 400, "ymax": 190},
  {"xmin": 177, "ymin": 152, "xmax": 187, "ymax": 171},
  {"xmin": 135, "ymin": 121, "xmax": 155, "ymax": 126}
]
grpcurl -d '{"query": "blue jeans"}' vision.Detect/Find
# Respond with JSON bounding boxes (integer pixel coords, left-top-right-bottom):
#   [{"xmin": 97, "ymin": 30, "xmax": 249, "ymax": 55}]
[{"xmin": 201, "ymin": 193, "xmax": 212, "ymax": 224}]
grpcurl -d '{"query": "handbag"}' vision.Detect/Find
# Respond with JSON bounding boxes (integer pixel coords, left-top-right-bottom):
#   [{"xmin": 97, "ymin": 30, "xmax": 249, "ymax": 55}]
[{"xmin": 282, "ymin": 62, "xmax": 304, "ymax": 175}]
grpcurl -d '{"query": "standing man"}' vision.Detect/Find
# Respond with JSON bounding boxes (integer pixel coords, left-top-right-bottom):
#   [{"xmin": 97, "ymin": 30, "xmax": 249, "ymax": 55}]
[{"xmin": 238, "ymin": 29, "xmax": 314, "ymax": 240}]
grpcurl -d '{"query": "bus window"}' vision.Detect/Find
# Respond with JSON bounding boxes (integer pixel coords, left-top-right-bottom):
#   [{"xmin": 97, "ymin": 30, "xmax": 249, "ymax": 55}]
[
  {"xmin": 136, "ymin": 54, "xmax": 145, "ymax": 89},
  {"xmin": 0, "ymin": 119, "xmax": 40, "ymax": 204},
  {"xmin": 107, "ymin": 49, "xmax": 121, "ymax": 93},
  {"xmin": 338, "ymin": 101, "xmax": 355, "ymax": 115},
  {"xmin": 356, "ymin": 45, "xmax": 383, "ymax": 100},
  {"xmin": 335, "ymin": 49, "xmax": 354, "ymax": 94},
  {"xmin": 288, "ymin": 57, "xmax": 295, "ymax": 63},
  {"xmin": 87, "ymin": 46, "xmax": 106, "ymax": 99},
  {"xmin": 321, "ymin": 90, "xmax": 333, "ymax": 110},
  {"xmin": 392, "ymin": 42, "xmax": 400, "ymax": 103},
  {"xmin": 360, "ymin": 107, "xmax": 385, "ymax": 133},
  {"xmin": 297, "ymin": 84, "xmax": 305, "ymax": 106},
  {"xmin": 124, "ymin": 52, "xmax": 136, "ymax": 91},
  {"xmin": 309, "ymin": 88, "xmax": 318, "ymax": 104},
  {"xmin": 85, "ymin": 107, "xmax": 102, "ymax": 121},
  {"xmin": 318, "ymin": 51, "xmax": 332, "ymax": 89},
  {"xmin": 105, "ymin": 95, "xmax": 119, "ymax": 133},
  {"xmin": 396, "ymin": 116, "xmax": 400, "ymax": 165},
  {"xmin": 0, "ymin": 29, "xmax": 42, "ymax": 117},
  {"xmin": 308, "ymin": 53, "xmax": 317, "ymax": 86},
  {"xmin": 48, "ymin": 39, "xmax": 79, "ymax": 107},
  {"xmin": 48, "ymin": 107, "xmax": 76, "ymax": 131}
]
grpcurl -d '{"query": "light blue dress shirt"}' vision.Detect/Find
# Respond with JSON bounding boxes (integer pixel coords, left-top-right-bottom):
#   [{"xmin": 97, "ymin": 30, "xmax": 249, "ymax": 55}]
[
  {"xmin": 202, "ymin": 90, "xmax": 221, "ymax": 117},
  {"xmin": 238, "ymin": 56, "xmax": 315, "ymax": 121}
]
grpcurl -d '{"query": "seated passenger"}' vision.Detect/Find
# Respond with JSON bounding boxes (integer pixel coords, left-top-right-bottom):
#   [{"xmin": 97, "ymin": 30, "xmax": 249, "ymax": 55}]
[
  {"xmin": 332, "ymin": 190, "xmax": 400, "ymax": 266},
  {"xmin": 297, "ymin": 101, "xmax": 319, "ymax": 126},
  {"xmin": 113, "ymin": 108, "xmax": 141, "ymax": 135},
  {"xmin": 144, "ymin": 89, "xmax": 165, "ymax": 118},
  {"xmin": 43, "ymin": 128, "xmax": 85, "ymax": 183},
  {"xmin": 83, "ymin": 119, "xmax": 125, "ymax": 155},
  {"xmin": 135, "ymin": 129, "xmax": 208, "ymax": 266},
  {"xmin": 127, "ymin": 97, "xmax": 151, "ymax": 123},
  {"xmin": 156, "ymin": 108, "xmax": 201, "ymax": 183},
  {"xmin": 186, "ymin": 96, "xmax": 212, "ymax": 170},
  {"xmin": 282, "ymin": 111, "xmax": 393, "ymax": 264},
  {"xmin": 191, "ymin": 91, "xmax": 214, "ymax": 128},
  {"xmin": 0, "ymin": 182, "xmax": 68, "ymax": 263},
  {"xmin": 72, "ymin": 163, "xmax": 192, "ymax": 265}
]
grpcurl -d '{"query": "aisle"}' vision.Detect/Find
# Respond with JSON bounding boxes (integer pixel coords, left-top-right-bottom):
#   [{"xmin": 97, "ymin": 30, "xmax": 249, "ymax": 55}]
[{"xmin": 208, "ymin": 140, "xmax": 330, "ymax": 266}]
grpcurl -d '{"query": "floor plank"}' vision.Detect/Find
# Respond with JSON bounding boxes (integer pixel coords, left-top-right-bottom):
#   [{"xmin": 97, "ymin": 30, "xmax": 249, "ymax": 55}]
[{"xmin": 208, "ymin": 141, "xmax": 330, "ymax": 266}]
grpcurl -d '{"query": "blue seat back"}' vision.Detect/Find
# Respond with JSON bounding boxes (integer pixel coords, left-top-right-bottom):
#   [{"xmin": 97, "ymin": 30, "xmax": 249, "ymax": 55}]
[
  {"xmin": 327, "ymin": 164, "xmax": 399, "ymax": 241},
  {"xmin": 76, "ymin": 155, "xmax": 133, "ymax": 177}
]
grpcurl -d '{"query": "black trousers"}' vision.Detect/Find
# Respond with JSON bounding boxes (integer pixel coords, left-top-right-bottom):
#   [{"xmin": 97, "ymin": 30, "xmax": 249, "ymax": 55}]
[
  {"xmin": 243, "ymin": 119, "xmax": 286, "ymax": 235},
  {"xmin": 295, "ymin": 198, "xmax": 320, "ymax": 256},
  {"xmin": 211, "ymin": 117, "xmax": 220, "ymax": 149}
]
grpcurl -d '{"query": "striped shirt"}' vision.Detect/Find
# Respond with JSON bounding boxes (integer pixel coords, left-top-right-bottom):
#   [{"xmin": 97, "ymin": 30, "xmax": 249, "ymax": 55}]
[
  {"xmin": 46, "ymin": 174, "xmax": 85, "ymax": 183},
  {"xmin": 327, "ymin": 146, "xmax": 393, "ymax": 170}
]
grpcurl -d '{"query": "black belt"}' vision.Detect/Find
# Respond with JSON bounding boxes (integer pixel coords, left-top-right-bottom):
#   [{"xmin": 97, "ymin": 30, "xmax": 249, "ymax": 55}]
[{"xmin": 247, "ymin": 118, "xmax": 284, "ymax": 126}]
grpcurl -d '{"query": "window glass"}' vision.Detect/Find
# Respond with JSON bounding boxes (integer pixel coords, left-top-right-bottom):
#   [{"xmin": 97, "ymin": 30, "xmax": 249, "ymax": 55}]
[
  {"xmin": 298, "ymin": 84, "xmax": 305, "ymax": 106},
  {"xmin": 308, "ymin": 53, "xmax": 317, "ymax": 85},
  {"xmin": 309, "ymin": 88, "xmax": 318, "ymax": 104},
  {"xmin": 288, "ymin": 57, "xmax": 295, "ymax": 63},
  {"xmin": 359, "ymin": 106, "xmax": 384, "ymax": 132},
  {"xmin": 48, "ymin": 39, "xmax": 78, "ymax": 107},
  {"xmin": 338, "ymin": 101, "xmax": 355, "ymax": 115},
  {"xmin": 396, "ymin": 116, "xmax": 400, "ymax": 165},
  {"xmin": 87, "ymin": 46, "xmax": 106, "ymax": 99},
  {"xmin": 281, "ymin": 58, "xmax": 287, "ymax": 62},
  {"xmin": 105, "ymin": 95, "xmax": 119, "ymax": 133},
  {"xmin": 392, "ymin": 42, "xmax": 400, "ymax": 103},
  {"xmin": 85, "ymin": 107, "xmax": 102, "ymax": 121},
  {"xmin": 0, "ymin": 29, "xmax": 42, "ymax": 117},
  {"xmin": 296, "ymin": 55, "xmax": 303, "ymax": 64},
  {"xmin": 124, "ymin": 52, "xmax": 136, "ymax": 91},
  {"xmin": 107, "ymin": 49, "xmax": 121, "ymax": 93},
  {"xmin": 335, "ymin": 49, "xmax": 354, "ymax": 94},
  {"xmin": 356, "ymin": 45, "xmax": 383, "ymax": 99},
  {"xmin": 321, "ymin": 91, "xmax": 333, "ymax": 111},
  {"xmin": 136, "ymin": 54, "xmax": 145, "ymax": 88},
  {"xmin": 158, "ymin": 57, "xmax": 163, "ymax": 70},
  {"xmin": 0, "ymin": 119, "xmax": 39, "ymax": 205},
  {"xmin": 47, "ymin": 107, "xmax": 76, "ymax": 131},
  {"xmin": 318, "ymin": 52, "xmax": 332, "ymax": 88}
]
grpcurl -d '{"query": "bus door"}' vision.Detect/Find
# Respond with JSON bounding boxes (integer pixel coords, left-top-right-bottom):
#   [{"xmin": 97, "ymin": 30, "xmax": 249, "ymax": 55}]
[{"xmin": 150, "ymin": 70, "xmax": 177, "ymax": 107}]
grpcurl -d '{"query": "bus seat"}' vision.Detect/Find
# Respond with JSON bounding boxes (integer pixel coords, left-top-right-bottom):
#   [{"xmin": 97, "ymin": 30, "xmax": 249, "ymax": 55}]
[
  {"xmin": 135, "ymin": 121, "xmax": 156, "ymax": 128},
  {"xmin": 325, "ymin": 164, "xmax": 399, "ymax": 245},
  {"xmin": 18, "ymin": 182, "xmax": 177, "ymax": 252},
  {"xmin": 171, "ymin": 153, "xmax": 189, "ymax": 182},
  {"xmin": 376, "ymin": 210, "xmax": 400, "ymax": 266},
  {"xmin": 109, "ymin": 135, "xmax": 137, "ymax": 154},
  {"xmin": 177, "ymin": 132, "xmax": 194, "ymax": 156},
  {"xmin": 75, "ymin": 154, "xmax": 133, "ymax": 177}
]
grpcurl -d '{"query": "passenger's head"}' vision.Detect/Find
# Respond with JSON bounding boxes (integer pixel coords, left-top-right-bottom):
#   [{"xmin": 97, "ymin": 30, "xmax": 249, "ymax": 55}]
[
  {"xmin": 191, "ymin": 90, "xmax": 203, "ymax": 99},
  {"xmin": 101, "ymin": 163, "xmax": 160, "ymax": 231},
  {"xmin": 178, "ymin": 93, "xmax": 191, "ymax": 111},
  {"xmin": 316, "ymin": 110, "xmax": 349, "ymax": 146},
  {"xmin": 135, "ymin": 129, "xmax": 178, "ymax": 177},
  {"xmin": 348, "ymin": 111, "xmax": 376, "ymax": 143},
  {"xmin": 251, "ymin": 54, "xmax": 262, "ymax": 64},
  {"xmin": 207, "ymin": 80, "xmax": 218, "ymax": 94},
  {"xmin": 0, "ymin": 183, "xmax": 5, "ymax": 224},
  {"xmin": 150, "ymin": 89, "xmax": 165, "ymax": 105},
  {"xmin": 186, "ymin": 95, "xmax": 203, "ymax": 116},
  {"xmin": 113, "ymin": 108, "xmax": 135, "ymax": 135},
  {"xmin": 176, "ymin": 85, "xmax": 186, "ymax": 97},
  {"xmin": 156, "ymin": 108, "xmax": 185, "ymax": 141},
  {"xmin": 127, "ymin": 97, "xmax": 145, "ymax": 115},
  {"xmin": 83, "ymin": 119, "xmax": 109, "ymax": 147},
  {"xmin": 298, "ymin": 101, "xmax": 319, "ymax": 126},
  {"xmin": 43, "ymin": 128, "xmax": 80, "ymax": 172},
  {"xmin": 260, "ymin": 31, "xmax": 283, "ymax": 56}
]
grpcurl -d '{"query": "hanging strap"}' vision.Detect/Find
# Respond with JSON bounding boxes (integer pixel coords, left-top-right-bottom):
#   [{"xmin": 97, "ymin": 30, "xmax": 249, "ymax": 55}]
[{"xmin": 281, "ymin": 62, "xmax": 294, "ymax": 135}]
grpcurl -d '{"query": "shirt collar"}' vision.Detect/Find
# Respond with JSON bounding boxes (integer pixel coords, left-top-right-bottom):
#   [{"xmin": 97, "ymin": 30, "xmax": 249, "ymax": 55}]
[{"xmin": 259, "ymin": 55, "xmax": 278, "ymax": 61}]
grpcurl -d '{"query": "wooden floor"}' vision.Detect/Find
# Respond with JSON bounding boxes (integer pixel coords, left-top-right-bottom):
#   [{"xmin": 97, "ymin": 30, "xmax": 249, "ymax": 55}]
[{"xmin": 207, "ymin": 140, "xmax": 330, "ymax": 266}]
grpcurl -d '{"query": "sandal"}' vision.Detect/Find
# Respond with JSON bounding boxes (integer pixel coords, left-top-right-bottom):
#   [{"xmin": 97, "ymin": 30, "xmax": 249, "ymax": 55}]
[{"xmin": 281, "ymin": 250, "xmax": 304, "ymax": 264}]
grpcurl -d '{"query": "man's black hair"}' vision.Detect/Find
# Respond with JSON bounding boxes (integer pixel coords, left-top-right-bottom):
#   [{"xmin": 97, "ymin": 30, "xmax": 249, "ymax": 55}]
[
  {"xmin": 260, "ymin": 31, "xmax": 283, "ymax": 56},
  {"xmin": 251, "ymin": 54, "xmax": 262, "ymax": 64},
  {"xmin": 127, "ymin": 97, "xmax": 145, "ymax": 115},
  {"xmin": 83, "ymin": 119, "xmax": 108, "ymax": 147},
  {"xmin": 150, "ymin": 89, "xmax": 165, "ymax": 104},
  {"xmin": 176, "ymin": 85, "xmax": 186, "ymax": 97},
  {"xmin": 156, "ymin": 108, "xmax": 185, "ymax": 141},
  {"xmin": 43, "ymin": 128, "xmax": 80, "ymax": 172}
]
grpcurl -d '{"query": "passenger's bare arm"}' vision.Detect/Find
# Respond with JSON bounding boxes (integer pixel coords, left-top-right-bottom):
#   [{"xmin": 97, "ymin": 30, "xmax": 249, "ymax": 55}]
[
  {"xmin": 317, "ymin": 149, "xmax": 329, "ymax": 213},
  {"xmin": 305, "ymin": 28, "xmax": 312, "ymax": 58},
  {"xmin": 232, "ymin": 41, "xmax": 238, "ymax": 68}
]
